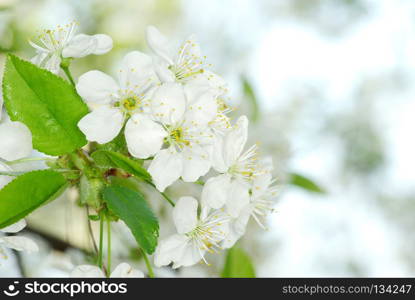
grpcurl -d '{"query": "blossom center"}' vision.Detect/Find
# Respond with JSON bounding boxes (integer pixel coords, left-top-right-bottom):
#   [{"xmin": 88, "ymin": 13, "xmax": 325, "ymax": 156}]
[
  {"xmin": 114, "ymin": 96, "xmax": 141, "ymax": 114},
  {"xmin": 165, "ymin": 126, "xmax": 191, "ymax": 150}
]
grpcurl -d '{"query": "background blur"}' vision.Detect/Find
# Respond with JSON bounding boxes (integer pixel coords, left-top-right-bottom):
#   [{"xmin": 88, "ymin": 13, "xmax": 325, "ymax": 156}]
[{"xmin": 0, "ymin": 0, "xmax": 414, "ymax": 277}]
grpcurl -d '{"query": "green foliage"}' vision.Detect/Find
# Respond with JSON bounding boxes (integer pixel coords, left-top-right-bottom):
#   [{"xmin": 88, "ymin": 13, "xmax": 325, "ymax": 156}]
[
  {"xmin": 0, "ymin": 170, "xmax": 68, "ymax": 228},
  {"xmin": 242, "ymin": 76, "xmax": 260, "ymax": 123},
  {"xmin": 93, "ymin": 131, "xmax": 128, "ymax": 154},
  {"xmin": 221, "ymin": 246, "xmax": 256, "ymax": 278},
  {"xmin": 103, "ymin": 185, "xmax": 159, "ymax": 254},
  {"xmin": 289, "ymin": 173, "xmax": 325, "ymax": 194},
  {"xmin": 2, "ymin": 54, "xmax": 88, "ymax": 155},
  {"xmin": 91, "ymin": 150, "xmax": 151, "ymax": 182}
]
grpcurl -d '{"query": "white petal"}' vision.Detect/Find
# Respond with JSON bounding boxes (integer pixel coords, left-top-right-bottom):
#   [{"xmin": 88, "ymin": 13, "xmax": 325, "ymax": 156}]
[
  {"xmin": 125, "ymin": 114, "xmax": 167, "ymax": 159},
  {"xmin": 1, "ymin": 219, "xmax": 26, "ymax": 233},
  {"xmin": 62, "ymin": 34, "xmax": 97, "ymax": 58},
  {"xmin": 211, "ymin": 133, "xmax": 228, "ymax": 172},
  {"xmin": 1, "ymin": 236, "xmax": 38, "ymax": 253},
  {"xmin": 92, "ymin": 34, "xmax": 113, "ymax": 55},
  {"xmin": 222, "ymin": 206, "xmax": 251, "ymax": 249},
  {"xmin": 30, "ymin": 52, "xmax": 48, "ymax": 67},
  {"xmin": 148, "ymin": 148, "xmax": 183, "ymax": 192},
  {"xmin": 154, "ymin": 234, "xmax": 189, "ymax": 267},
  {"xmin": 153, "ymin": 59, "xmax": 175, "ymax": 83},
  {"xmin": 189, "ymin": 70, "xmax": 228, "ymax": 96},
  {"xmin": 76, "ymin": 70, "xmax": 119, "ymax": 104},
  {"xmin": 226, "ymin": 179, "xmax": 250, "ymax": 218},
  {"xmin": 252, "ymin": 173, "xmax": 273, "ymax": 199},
  {"xmin": 201, "ymin": 174, "xmax": 231, "ymax": 209},
  {"xmin": 224, "ymin": 116, "xmax": 249, "ymax": 166},
  {"xmin": 118, "ymin": 51, "xmax": 156, "ymax": 89},
  {"xmin": 173, "ymin": 241, "xmax": 203, "ymax": 268},
  {"xmin": 181, "ymin": 145, "xmax": 211, "ymax": 182},
  {"xmin": 0, "ymin": 121, "xmax": 33, "ymax": 161},
  {"xmin": 146, "ymin": 26, "xmax": 173, "ymax": 65},
  {"xmin": 110, "ymin": 263, "xmax": 144, "ymax": 278},
  {"xmin": 0, "ymin": 161, "xmax": 12, "ymax": 190},
  {"xmin": 184, "ymin": 87, "xmax": 218, "ymax": 128},
  {"xmin": 71, "ymin": 265, "xmax": 105, "ymax": 277},
  {"xmin": 173, "ymin": 197, "xmax": 198, "ymax": 234},
  {"xmin": 44, "ymin": 53, "xmax": 61, "ymax": 74},
  {"xmin": 151, "ymin": 83, "xmax": 186, "ymax": 125},
  {"xmin": 78, "ymin": 106, "xmax": 124, "ymax": 144}
]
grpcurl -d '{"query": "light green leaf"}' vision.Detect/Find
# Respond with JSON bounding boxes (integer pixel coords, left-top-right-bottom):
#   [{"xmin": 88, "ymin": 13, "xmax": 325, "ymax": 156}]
[
  {"xmin": 91, "ymin": 150, "xmax": 151, "ymax": 182},
  {"xmin": 221, "ymin": 246, "xmax": 256, "ymax": 278},
  {"xmin": 2, "ymin": 54, "xmax": 89, "ymax": 155},
  {"xmin": 0, "ymin": 170, "xmax": 68, "ymax": 228},
  {"xmin": 79, "ymin": 175, "xmax": 105, "ymax": 209},
  {"xmin": 289, "ymin": 173, "xmax": 325, "ymax": 194},
  {"xmin": 242, "ymin": 76, "xmax": 260, "ymax": 123},
  {"xmin": 103, "ymin": 185, "xmax": 159, "ymax": 254}
]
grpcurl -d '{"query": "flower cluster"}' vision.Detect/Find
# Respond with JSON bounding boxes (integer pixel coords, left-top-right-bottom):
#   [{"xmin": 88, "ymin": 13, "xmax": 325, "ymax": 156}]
[
  {"xmin": 0, "ymin": 22, "xmax": 278, "ymax": 276},
  {"xmin": 68, "ymin": 25, "xmax": 279, "ymax": 268}
]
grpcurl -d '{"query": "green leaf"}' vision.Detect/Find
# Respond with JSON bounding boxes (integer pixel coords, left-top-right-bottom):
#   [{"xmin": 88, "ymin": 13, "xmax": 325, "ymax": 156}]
[
  {"xmin": 93, "ymin": 131, "xmax": 128, "ymax": 154},
  {"xmin": 221, "ymin": 246, "xmax": 256, "ymax": 278},
  {"xmin": 289, "ymin": 173, "xmax": 325, "ymax": 194},
  {"xmin": 91, "ymin": 150, "xmax": 151, "ymax": 182},
  {"xmin": 0, "ymin": 170, "xmax": 68, "ymax": 228},
  {"xmin": 103, "ymin": 185, "xmax": 159, "ymax": 254},
  {"xmin": 2, "ymin": 54, "xmax": 89, "ymax": 155},
  {"xmin": 242, "ymin": 76, "xmax": 260, "ymax": 123}
]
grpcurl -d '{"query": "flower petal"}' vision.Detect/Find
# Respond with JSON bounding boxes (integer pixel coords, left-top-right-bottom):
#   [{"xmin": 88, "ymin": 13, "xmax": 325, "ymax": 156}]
[
  {"xmin": 71, "ymin": 265, "xmax": 105, "ymax": 278},
  {"xmin": 222, "ymin": 205, "xmax": 251, "ymax": 249},
  {"xmin": 1, "ymin": 219, "xmax": 26, "ymax": 233},
  {"xmin": 44, "ymin": 53, "xmax": 61, "ymax": 74},
  {"xmin": 78, "ymin": 106, "xmax": 124, "ymax": 144},
  {"xmin": 118, "ymin": 51, "xmax": 156, "ymax": 89},
  {"xmin": 154, "ymin": 234, "xmax": 189, "ymax": 267},
  {"xmin": 92, "ymin": 34, "xmax": 113, "ymax": 55},
  {"xmin": 146, "ymin": 25, "xmax": 174, "ymax": 65},
  {"xmin": 226, "ymin": 179, "xmax": 250, "ymax": 218},
  {"xmin": 184, "ymin": 86, "xmax": 218, "ymax": 128},
  {"xmin": 76, "ymin": 70, "xmax": 119, "ymax": 104},
  {"xmin": 210, "ymin": 133, "xmax": 228, "ymax": 172},
  {"xmin": 125, "ymin": 114, "xmax": 167, "ymax": 159},
  {"xmin": 201, "ymin": 174, "xmax": 231, "ymax": 209},
  {"xmin": 1, "ymin": 236, "xmax": 38, "ymax": 253},
  {"xmin": 0, "ymin": 161, "xmax": 12, "ymax": 190},
  {"xmin": 151, "ymin": 83, "xmax": 186, "ymax": 125},
  {"xmin": 0, "ymin": 121, "xmax": 33, "ymax": 161},
  {"xmin": 173, "ymin": 196, "xmax": 198, "ymax": 234},
  {"xmin": 148, "ymin": 148, "xmax": 183, "ymax": 192},
  {"xmin": 173, "ymin": 240, "xmax": 203, "ymax": 268},
  {"xmin": 181, "ymin": 145, "xmax": 211, "ymax": 182},
  {"xmin": 62, "ymin": 34, "xmax": 97, "ymax": 58},
  {"xmin": 110, "ymin": 263, "xmax": 144, "ymax": 278},
  {"xmin": 224, "ymin": 115, "xmax": 248, "ymax": 166}
]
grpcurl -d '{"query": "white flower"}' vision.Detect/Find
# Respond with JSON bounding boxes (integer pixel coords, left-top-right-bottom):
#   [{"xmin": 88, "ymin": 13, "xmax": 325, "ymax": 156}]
[
  {"xmin": 0, "ymin": 219, "xmax": 38, "ymax": 259},
  {"xmin": 154, "ymin": 196, "xmax": 229, "ymax": 268},
  {"xmin": 145, "ymin": 25, "xmax": 227, "ymax": 94},
  {"xmin": 30, "ymin": 22, "xmax": 113, "ymax": 74},
  {"xmin": 202, "ymin": 115, "xmax": 262, "ymax": 217},
  {"xmin": 71, "ymin": 263, "xmax": 144, "ymax": 278},
  {"xmin": 0, "ymin": 111, "xmax": 33, "ymax": 189},
  {"xmin": 133, "ymin": 82, "xmax": 218, "ymax": 191},
  {"xmin": 77, "ymin": 51, "xmax": 158, "ymax": 147},
  {"xmin": 223, "ymin": 161, "xmax": 278, "ymax": 248}
]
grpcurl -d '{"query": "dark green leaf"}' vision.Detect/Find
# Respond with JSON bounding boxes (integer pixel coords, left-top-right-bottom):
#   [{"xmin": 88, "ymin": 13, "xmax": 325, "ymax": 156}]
[
  {"xmin": 91, "ymin": 150, "xmax": 151, "ymax": 181},
  {"xmin": 103, "ymin": 185, "xmax": 159, "ymax": 254},
  {"xmin": 289, "ymin": 173, "xmax": 325, "ymax": 194},
  {"xmin": 0, "ymin": 170, "xmax": 68, "ymax": 228},
  {"xmin": 221, "ymin": 246, "xmax": 256, "ymax": 278},
  {"xmin": 2, "ymin": 54, "xmax": 89, "ymax": 155},
  {"xmin": 242, "ymin": 76, "xmax": 260, "ymax": 123}
]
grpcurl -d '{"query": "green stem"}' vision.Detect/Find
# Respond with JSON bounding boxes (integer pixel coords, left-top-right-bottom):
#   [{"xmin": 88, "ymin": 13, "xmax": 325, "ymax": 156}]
[
  {"xmin": 106, "ymin": 216, "xmax": 112, "ymax": 277},
  {"xmin": 146, "ymin": 180, "xmax": 175, "ymax": 207},
  {"xmin": 61, "ymin": 65, "xmax": 75, "ymax": 86},
  {"xmin": 141, "ymin": 249, "xmax": 154, "ymax": 278},
  {"xmin": 6, "ymin": 157, "xmax": 54, "ymax": 166},
  {"xmin": 98, "ymin": 212, "xmax": 104, "ymax": 269}
]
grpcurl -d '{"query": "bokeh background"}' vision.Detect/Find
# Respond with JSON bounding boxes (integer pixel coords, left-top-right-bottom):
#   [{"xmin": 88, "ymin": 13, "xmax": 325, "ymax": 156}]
[{"xmin": 0, "ymin": 0, "xmax": 414, "ymax": 277}]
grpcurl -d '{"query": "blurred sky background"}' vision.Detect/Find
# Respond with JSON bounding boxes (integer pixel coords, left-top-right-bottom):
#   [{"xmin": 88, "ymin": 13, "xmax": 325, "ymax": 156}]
[{"xmin": 0, "ymin": 0, "xmax": 415, "ymax": 277}]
